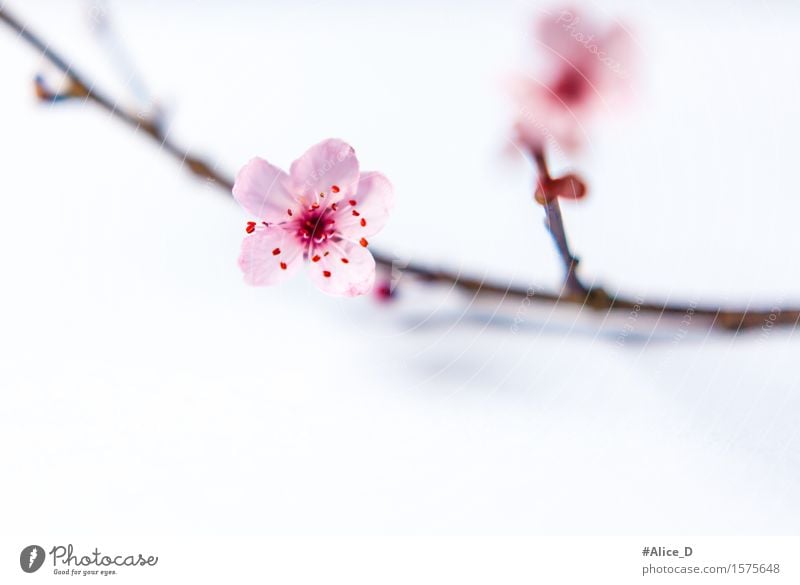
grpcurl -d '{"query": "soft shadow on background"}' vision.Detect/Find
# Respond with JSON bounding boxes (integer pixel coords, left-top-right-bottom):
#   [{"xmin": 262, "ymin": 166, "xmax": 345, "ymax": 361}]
[{"xmin": 1, "ymin": 0, "xmax": 799, "ymax": 541}]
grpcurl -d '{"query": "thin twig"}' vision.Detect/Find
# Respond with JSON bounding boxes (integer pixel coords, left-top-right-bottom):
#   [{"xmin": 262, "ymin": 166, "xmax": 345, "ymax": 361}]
[
  {"xmin": 0, "ymin": 7, "xmax": 230, "ymax": 191},
  {"xmin": 531, "ymin": 147, "xmax": 587, "ymax": 295},
  {"xmin": 1, "ymin": 5, "xmax": 798, "ymax": 332}
]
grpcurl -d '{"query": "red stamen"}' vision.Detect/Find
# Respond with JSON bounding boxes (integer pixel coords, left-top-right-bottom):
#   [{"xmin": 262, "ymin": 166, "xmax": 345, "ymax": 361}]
[
  {"xmin": 360, "ymin": 218, "xmax": 367, "ymax": 227},
  {"xmin": 272, "ymin": 248, "xmax": 281, "ymax": 256},
  {"xmin": 341, "ymin": 258, "xmax": 349, "ymax": 264},
  {"xmin": 323, "ymin": 270, "xmax": 332, "ymax": 278},
  {"xmin": 352, "ymin": 210, "xmax": 360, "ymax": 217},
  {"xmin": 287, "ymin": 209, "xmax": 293, "ymax": 216},
  {"xmin": 360, "ymin": 237, "xmax": 368, "ymax": 247},
  {"xmin": 280, "ymin": 262, "xmax": 287, "ymax": 270},
  {"xmin": 312, "ymin": 255, "xmax": 321, "ymax": 262},
  {"xmin": 331, "ymin": 185, "xmax": 340, "ymax": 193},
  {"xmin": 331, "ymin": 203, "xmax": 338, "ymax": 211},
  {"xmin": 349, "ymin": 199, "xmax": 357, "ymax": 206},
  {"xmin": 245, "ymin": 221, "xmax": 256, "ymax": 234}
]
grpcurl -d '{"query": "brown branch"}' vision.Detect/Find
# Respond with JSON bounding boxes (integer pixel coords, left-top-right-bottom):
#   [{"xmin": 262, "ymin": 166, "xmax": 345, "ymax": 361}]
[
  {"xmin": 0, "ymin": 7, "xmax": 232, "ymax": 193},
  {"xmin": 2, "ymin": 5, "xmax": 799, "ymax": 332},
  {"xmin": 531, "ymin": 147, "xmax": 588, "ymax": 295}
]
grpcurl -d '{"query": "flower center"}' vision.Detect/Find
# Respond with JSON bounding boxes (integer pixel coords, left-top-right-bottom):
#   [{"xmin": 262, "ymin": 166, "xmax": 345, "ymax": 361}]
[
  {"xmin": 295, "ymin": 207, "xmax": 336, "ymax": 244},
  {"xmin": 551, "ymin": 68, "xmax": 588, "ymax": 105}
]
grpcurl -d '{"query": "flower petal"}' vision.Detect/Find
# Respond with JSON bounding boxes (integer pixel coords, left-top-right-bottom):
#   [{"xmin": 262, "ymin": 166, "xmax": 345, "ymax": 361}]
[
  {"xmin": 308, "ymin": 240, "xmax": 375, "ymax": 297},
  {"xmin": 536, "ymin": 10, "xmax": 633, "ymax": 104},
  {"xmin": 537, "ymin": 9, "xmax": 591, "ymax": 64},
  {"xmin": 238, "ymin": 227, "xmax": 303, "ymax": 286},
  {"xmin": 289, "ymin": 138, "xmax": 360, "ymax": 203},
  {"xmin": 513, "ymin": 81, "xmax": 585, "ymax": 152},
  {"xmin": 334, "ymin": 171, "xmax": 394, "ymax": 238},
  {"xmin": 233, "ymin": 157, "xmax": 300, "ymax": 223}
]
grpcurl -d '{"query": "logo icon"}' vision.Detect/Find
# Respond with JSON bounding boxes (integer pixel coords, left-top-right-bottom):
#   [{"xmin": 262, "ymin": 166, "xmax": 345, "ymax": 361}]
[{"xmin": 20, "ymin": 545, "xmax": 45, "ymax": 573}]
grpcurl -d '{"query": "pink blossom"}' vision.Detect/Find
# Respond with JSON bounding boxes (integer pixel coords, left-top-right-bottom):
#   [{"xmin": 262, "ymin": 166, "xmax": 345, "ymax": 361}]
[
  {"xmin": 373, "ymin": 280, "xmax": 395, "ymax": 302},
  {"xmin": 513, "ymin": 7, "xmax": 633, "ymax": 152},
  {"xmin": 233, "ymin": 139, "xmax": 393, "ymax": 297}
]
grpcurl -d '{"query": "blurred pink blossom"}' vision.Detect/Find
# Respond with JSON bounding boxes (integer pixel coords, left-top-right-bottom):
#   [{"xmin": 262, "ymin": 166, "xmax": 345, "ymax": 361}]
[
  {"xmin": 233, "ymin": 139, "xmax": 393, "ymax": 297},
  {"xmin": 513, "ymin": 7, "xmax": 634, "ymax": 152},
  {"xmin": 373, "ymin": 280, "xmax": 395, "ymax": 302}
]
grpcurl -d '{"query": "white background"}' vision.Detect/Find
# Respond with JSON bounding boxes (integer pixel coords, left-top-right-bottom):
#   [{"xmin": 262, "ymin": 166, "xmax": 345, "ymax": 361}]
[{"xmin": 1, "ymin": 0, "xmax": 799, "ymax": 581}]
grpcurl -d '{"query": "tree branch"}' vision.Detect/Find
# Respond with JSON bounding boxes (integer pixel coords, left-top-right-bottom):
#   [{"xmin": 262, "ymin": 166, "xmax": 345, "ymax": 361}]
[{"xmin": 2, "ymin": 5, "xmax": 798, "ymax": 332}]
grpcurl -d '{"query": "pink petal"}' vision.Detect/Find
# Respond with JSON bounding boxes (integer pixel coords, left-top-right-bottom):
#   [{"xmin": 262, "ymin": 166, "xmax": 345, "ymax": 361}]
[
  {"xmin": 536, "ymin": 9, "xmax": 633, "ymax": 103},
  {"xmin": 537, "ymin": 9, "xmax": 591, "ymax": 64},
  {"xmin": 233, "ymin": 157, "xmax": 300, "ymax": 223},
  {"xmin": 238, "ymin": 227, "xmax": 304, "ymax": 286},
  {"xmin": 513, "ymin": 82, "xmax": 585, "ymax": 152},
  {"xmin": 289, "ymin": 138, "xmax": 360, "ymax": 202},
  {"xmin": 333, "ymin": 171, "xmax": 394, "ymax": 238},
  {"xmin": 590, "ymin": 25, "xmax": 635, "ymax": 98},
  {"xmin": 308, "ymin": 240, "xmax": 376, "ymax": 297}
]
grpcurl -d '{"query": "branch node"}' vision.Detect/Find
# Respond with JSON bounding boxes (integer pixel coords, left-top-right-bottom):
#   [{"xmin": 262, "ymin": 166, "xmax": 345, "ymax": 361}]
[{"xmin": 33, "ymin": 73, "xmax": 88, "ymax": 103}]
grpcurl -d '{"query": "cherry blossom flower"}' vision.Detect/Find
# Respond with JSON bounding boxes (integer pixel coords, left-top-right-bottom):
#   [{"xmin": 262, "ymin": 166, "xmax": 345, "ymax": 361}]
[
  {"xmin": 513, "ymin": 7, "xmax": 633, "ymax": 152},
  {"xmin": 233, "ymin": 139, "xmax": 393, "ymax": 297}
]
